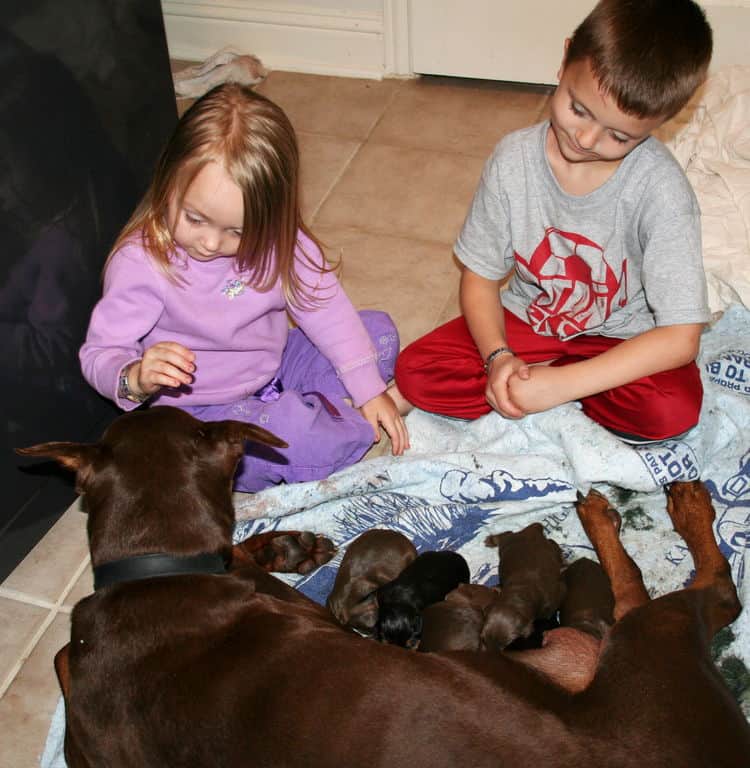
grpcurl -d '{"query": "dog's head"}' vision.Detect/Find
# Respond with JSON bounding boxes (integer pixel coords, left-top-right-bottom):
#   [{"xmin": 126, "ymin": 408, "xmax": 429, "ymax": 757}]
[
  {"xmin": 486, "ymin": 523, "xmax": 563, "ymax": 589},
  {"xmin": 480, "ymin": 592, "xmax": 536, "ymax": 651},
  {"xmin": 16, "ymin": 406, "xmax": 287, "ymax": 565}
]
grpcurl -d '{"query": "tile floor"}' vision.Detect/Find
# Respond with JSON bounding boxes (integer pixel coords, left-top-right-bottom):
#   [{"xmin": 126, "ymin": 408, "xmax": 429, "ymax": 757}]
[{"xmin": 0, "ymin": 64, "xmax": 696, "ymax": 766}]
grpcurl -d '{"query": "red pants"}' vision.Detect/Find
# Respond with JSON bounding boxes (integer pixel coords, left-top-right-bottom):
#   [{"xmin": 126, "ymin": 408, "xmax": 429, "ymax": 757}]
[{"xmin": 394, "ymin": 312, "xmax": 703, "ymax": 441}]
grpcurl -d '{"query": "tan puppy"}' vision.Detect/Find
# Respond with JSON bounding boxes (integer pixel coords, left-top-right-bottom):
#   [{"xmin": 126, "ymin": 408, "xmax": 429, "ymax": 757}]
[
  {"xmin": 326, "ymin": 529, "xmax": 417, "ymax": 633},
  {"xmin": 482, "ymin": 523, "xmax": 565, "ymax": 650}
]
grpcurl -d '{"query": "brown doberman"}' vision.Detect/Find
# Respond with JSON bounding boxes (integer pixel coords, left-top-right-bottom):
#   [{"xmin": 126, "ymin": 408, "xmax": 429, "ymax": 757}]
[{"xmin": 19, "ymin": 407, "xmax": 750, "ymax": 767}]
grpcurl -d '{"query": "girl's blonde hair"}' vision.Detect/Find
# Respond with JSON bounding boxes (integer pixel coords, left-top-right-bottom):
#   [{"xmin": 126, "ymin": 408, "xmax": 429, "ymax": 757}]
[{"xmin": 107, "ymin": 82, "xmax": 330, "ymax": 307}]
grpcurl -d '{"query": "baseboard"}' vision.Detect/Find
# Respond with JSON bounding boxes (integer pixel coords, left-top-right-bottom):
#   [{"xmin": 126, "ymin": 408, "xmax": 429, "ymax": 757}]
[{"xmin": 161, "ymin": 1, "xmax": 388, "ymax": 79}]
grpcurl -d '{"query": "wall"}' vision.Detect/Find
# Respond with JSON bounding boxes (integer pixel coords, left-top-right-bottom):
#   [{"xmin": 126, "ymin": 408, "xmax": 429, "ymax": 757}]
[
  {"xmin": 162, "ymin": 0, "xmax": 750, "ymax": 82},
  {"xmin": 703, "ymin": 2, "xmax": 750, "ymax": 71},
  {"xmin": 161, "ymin": 0, "xmax": 400, "ymax": 79}
]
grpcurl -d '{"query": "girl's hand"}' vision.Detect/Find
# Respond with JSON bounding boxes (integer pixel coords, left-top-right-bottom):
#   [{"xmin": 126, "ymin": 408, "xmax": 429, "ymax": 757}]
[
  {"xmin": 359, "ymin": 392, "xmax": 410, "ymax": 456},
  {"xmin": 130, "ymin": 341, "xmax": 196, "ymax": 398},
  {"xmin": 485, "ymin": 353, "xmax": 530, "ymax": 419}
]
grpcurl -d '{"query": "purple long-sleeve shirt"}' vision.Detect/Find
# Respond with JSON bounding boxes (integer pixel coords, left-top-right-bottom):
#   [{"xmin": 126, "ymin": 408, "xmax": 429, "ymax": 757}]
[{"xmin": 80, "ymin": 231, "xmax": 386, "ymax": 411}]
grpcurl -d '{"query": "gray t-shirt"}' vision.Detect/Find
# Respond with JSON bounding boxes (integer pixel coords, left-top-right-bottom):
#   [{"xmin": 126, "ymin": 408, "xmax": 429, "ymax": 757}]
[{"xmin": 455, "ymin": 121, "xmax": 710, "ymax": 340}]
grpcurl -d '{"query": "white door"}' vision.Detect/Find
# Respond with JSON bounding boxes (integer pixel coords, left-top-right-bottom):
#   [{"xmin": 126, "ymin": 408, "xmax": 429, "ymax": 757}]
[{"xmin": 408, "ymin": 0, "xmax": 594, "ymax": 84}]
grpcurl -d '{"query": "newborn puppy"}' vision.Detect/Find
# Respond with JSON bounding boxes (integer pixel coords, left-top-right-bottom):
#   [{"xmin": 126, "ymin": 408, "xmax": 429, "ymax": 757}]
[
  {"xmin": 481, "ymin": 523, "xmax": 565, "ymax": 651},
  {"xmin": 375, "ymin": 550, "xmax": 471, "ymax": 649},
  {"xmin": 419, "ymin": 583, "xmax": 497, "ymax": 653},
  {"xmin": 327, "ymin": 529, "xmax": 417, "ymax": 633},
  {"xmin": 559, "ymin": 557, "xmax": 614, "ymax": 640}
]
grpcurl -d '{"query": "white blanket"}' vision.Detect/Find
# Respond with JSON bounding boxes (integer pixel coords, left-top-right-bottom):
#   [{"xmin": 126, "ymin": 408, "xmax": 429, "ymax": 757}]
[{"xmin": 669, "ymin": 65, "xmax": 750, "ymax": 313}]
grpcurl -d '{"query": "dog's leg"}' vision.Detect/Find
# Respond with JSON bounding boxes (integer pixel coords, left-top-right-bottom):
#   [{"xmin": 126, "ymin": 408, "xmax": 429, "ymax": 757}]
[
  {"xmin": 54, "ymin": 643, "xmax": 71, "ymax": 700},
  {"xmin": 232, "ymin": 531, "xmax": 336, "ymax": 574},
  {"xmin": 575, "ymin": 490, "xmax": 650, "ymax": 621},
  {"xmin": 55, "ymin": 643, "xmax": 93, "ymax": 768},
  {"xmin": 665, "ymin": 481, "xmax": 741, "ymax": 634}
]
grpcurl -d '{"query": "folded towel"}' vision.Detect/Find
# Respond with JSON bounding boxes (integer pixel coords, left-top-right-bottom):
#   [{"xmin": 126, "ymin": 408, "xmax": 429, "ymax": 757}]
[{"xmin": 173, "ymin": 48, "xmax": 267, "ymax": 98}]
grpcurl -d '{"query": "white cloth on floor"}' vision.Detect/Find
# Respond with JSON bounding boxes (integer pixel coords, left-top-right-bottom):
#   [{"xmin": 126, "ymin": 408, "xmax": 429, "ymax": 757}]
[
  {"xmin": 667, "ymin": 65, "xmax": 750, "ymax": 313},
  {"xmin": 172, "ymin": 49, "xmax": 266, "ymax": 98}
]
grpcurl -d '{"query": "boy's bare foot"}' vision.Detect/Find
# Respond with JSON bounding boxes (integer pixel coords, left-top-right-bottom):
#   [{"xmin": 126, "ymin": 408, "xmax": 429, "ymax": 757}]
[{"xmin": 386, "ymin": 383, "xmax": 414, "ymax": 416}]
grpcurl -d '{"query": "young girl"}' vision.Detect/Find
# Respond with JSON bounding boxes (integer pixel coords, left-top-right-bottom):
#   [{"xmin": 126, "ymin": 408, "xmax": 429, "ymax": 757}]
[{"xmin": 80, "ymin": 83, "xmax": 408, "ymax": 492}]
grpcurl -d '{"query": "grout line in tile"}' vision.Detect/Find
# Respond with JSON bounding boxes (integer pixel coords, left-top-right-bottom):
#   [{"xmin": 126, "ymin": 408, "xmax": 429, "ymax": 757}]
[
  {"xmin": 360, "ymin": 80, "xmax": 405, "ymax": 141},
  {"xmin": 432, "ymin": 285, "xmax": 460, "ymax": 328},
  {"xmin": 55, "ymin": 554, "xmax": 91, "ymax": 607},
  {"xmin": 0, "ymin": 609, "xmax": 56, "ymax": 698},
  {"xmin": 320, "ymin": 223, "xmax": 461, "ymax": 252},
  {"xmin": 0, "ymin": 554, "xmax": 89, "ymax": 698},
  {"xmin": 307, "ymin": 83, "xmax": 406, "ymax": 224},
  {"xmin": 307, "ymin": 139, "xmax": 364, "ymax": 223},
  {"xmin": 0, "ymin": 588, "xmax": 59, "ymax": 612},
  {"xmin": 360, "ymin": 136, "xmax": 502, "ymax": 162}
]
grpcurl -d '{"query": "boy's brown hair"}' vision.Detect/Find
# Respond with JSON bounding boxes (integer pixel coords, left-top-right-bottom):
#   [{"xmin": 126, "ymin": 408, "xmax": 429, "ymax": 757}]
[{"xmin": 565, "ymin": 0, "xmax": 712, "ymax": 119}]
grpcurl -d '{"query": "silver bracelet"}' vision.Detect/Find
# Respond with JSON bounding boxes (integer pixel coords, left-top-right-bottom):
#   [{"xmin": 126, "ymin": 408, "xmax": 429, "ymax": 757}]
[
  {"xmin": 484, "ymin": 346, "xmax": 514, "ymax": 374},
  {"xmin": 118, "ymin": 363, "xmax": 149, "ymax": 404}
]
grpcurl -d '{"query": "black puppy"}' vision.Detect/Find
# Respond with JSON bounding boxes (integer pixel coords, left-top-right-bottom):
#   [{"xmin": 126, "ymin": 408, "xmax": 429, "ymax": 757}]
[{"xmin": 375, "ymin": 550, "xmax": 470, "ymax": 649}]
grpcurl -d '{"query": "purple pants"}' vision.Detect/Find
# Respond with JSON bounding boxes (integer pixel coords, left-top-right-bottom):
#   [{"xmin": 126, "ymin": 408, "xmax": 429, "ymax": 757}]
[{"xmin": 182, "ymin": 311, "xmax": 399, "ymax": 492}]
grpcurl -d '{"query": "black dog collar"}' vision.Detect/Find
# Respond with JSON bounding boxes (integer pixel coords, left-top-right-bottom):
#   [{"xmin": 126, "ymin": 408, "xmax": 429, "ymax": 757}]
[{"xmin": 93, "ymin": 552, "xmax": 228, "ymax": 591}]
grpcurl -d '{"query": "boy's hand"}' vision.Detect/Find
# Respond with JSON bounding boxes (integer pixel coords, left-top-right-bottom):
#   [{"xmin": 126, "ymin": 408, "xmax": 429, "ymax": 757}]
[
  {"xmin": 130, "ymin": 341, "xmax": 196, "ymax": 398},
  {"xmin": 360, "ymin": 392, "xmax": 410, "ymax": 456},
  {"xmin": 485, "ymin": 354, "xmax": 530, "ymax": 419}
]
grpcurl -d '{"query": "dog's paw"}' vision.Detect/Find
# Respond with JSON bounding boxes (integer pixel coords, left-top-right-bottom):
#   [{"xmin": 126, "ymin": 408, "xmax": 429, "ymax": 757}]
[
  {"xmin": 575, "ymin": 490, "xmax": 621, "ymax": 535},
  {"xmin": 665, "ymin": 480, "xmax": 715, "ymax": 535},
  {"xmin": 236, "ymin": 531, "xmax": 336, "ymax": 573},
  {"xmin": 266, "ymin": 531, "xmax": 337, "ymax": 574}
]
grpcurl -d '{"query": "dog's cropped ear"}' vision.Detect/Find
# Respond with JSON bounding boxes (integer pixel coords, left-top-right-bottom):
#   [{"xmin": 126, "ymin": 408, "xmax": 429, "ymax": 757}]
[
  {"xmin": 485, "ymin": 531, "xmax": 512, "ymax": 548},
  {"xmin": 207, "ymin": 420, "xmax": 288, "ymax": 449},
  {"xmin": 16, "ymin": 442, "xmax": 105, "ymax": 494}
]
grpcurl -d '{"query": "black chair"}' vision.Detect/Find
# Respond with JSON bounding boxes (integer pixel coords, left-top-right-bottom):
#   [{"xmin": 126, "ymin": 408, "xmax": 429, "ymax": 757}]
[{"xmin": 2, "ymin": 0, "xmax": 178, "ymax": 580}]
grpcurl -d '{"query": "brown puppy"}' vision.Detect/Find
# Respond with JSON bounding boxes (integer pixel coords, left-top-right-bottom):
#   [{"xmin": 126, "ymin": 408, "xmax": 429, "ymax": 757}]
[
  {"xmin": 482, "ymin": 522, "xmax": 565, "ymax": 650},
  {"xmin": 327, "ymin": 529, "xmax": 417, "ymax": 633},
  {"xmin": 559, "ymin": 556, "xmax": 615, "ymax": 639},
  {"xmin": 500, "ymin": 557, "xmax": 614, "ymax": 693},
  {"xmin": 375, "ymin": 550, "xmax": 471, "ymax": 649},
  {"xmin": 21, "ymin": 411, "xmax": 750, "ymax": 768},
  {"xmin": 419, "ymin": 583, "xmax": 497, "ymax": 652}
]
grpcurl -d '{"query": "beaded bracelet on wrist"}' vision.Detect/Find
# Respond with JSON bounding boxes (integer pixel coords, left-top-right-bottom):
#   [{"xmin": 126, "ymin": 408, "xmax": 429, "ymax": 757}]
[{"xmin": 484, "ymin": 346, "xmax": 514, "ymax": 374}]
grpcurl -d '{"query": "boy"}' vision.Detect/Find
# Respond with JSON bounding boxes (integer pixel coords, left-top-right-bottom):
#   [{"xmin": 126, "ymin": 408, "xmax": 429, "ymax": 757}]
[{"xmin": 391, "ymin": 0, "xmax": 713, "ymax": 443}]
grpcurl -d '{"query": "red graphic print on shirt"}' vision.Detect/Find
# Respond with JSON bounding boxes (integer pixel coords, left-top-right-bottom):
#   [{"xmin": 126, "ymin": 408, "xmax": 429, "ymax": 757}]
[{"xmin": 515, "ymin": 227, "xmax": 627, "ymax": 337}]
